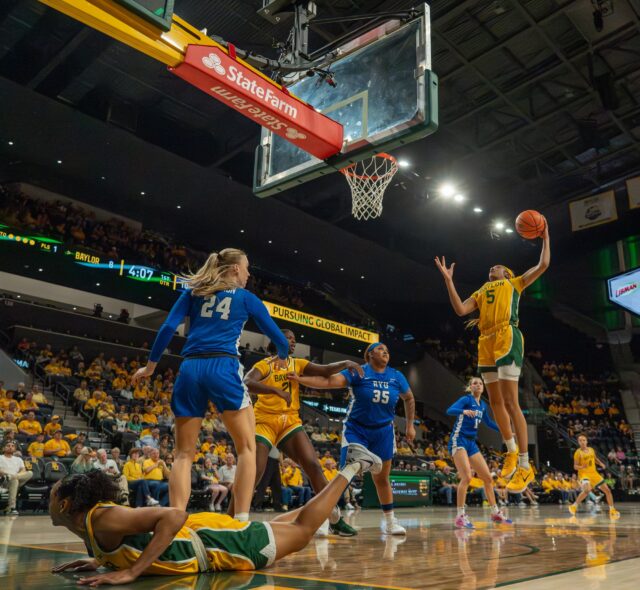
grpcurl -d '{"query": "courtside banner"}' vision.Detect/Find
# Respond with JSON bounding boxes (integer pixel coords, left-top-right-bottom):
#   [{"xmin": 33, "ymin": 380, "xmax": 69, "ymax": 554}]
[
  {"xmin": 170, "ymin": 45, "xmax": 343, "ymax": 160},
  {"xmin": 263, "ymin": 301, "xmax": 379, "ymax": 344},
  {"xmin": 627, "ymin": 176, "xmax": 640, "ymax": 210},
  {"xmin": 569, "ymin": 190, "xmax": 617, "ymax": 232}
]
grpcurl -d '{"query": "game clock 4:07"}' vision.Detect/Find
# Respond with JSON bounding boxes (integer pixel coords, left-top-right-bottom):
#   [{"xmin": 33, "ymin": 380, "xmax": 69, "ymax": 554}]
[{"xmin": 113, "ymin": 0, "xmax": 175, "ymax": 31}]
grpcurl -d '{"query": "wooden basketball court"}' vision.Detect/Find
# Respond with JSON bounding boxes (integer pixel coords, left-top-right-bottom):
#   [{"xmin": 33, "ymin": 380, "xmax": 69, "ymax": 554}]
[{"xmin": 2, "ymin": 504, "xmax": 639, "ymax": 589}]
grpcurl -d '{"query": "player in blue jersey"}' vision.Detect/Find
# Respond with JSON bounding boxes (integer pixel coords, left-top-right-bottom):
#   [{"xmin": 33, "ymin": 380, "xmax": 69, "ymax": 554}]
[
  {"xmin": 289, "ymin": 342, "xmax": 416, "ymax": 535},
  {"xmin": 446, "ymin": 377, "xmax": 512, "ymax": 529},
  {"xmin": 132, "ymin": 249, "xmax": 289, "ymax": 519}
]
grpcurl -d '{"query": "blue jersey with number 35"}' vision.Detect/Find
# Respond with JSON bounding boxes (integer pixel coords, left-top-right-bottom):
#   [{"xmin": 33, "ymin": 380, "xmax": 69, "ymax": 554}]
[
  {"xmin": 340, "ymin": 364, "xmax": 410, "ymax": 428},
  {"xmin": 149, "ymin": 288, "xmax": 288, "ymax": 362}
]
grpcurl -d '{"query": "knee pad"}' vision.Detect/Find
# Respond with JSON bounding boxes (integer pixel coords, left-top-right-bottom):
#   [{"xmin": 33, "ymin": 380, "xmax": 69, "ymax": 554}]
[
  {"xmin": 497, "ymin": 362, "xmax": 521, "ymax": 382},
  {"xmin": 481, "ymin": 371, "xmax": 499, "ymax": 384}
]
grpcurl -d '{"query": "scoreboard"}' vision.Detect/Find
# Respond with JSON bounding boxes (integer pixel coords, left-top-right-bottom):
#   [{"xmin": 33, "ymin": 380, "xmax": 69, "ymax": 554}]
[{"xmin": 113, "ymin": 0, "xmax": 175, "ymax": 31}]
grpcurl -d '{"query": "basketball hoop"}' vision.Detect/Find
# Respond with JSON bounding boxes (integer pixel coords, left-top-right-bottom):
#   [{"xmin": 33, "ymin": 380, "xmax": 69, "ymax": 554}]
[{"xmin": 340, "ymin": 153, "xmax": 398, "ymax": 220}]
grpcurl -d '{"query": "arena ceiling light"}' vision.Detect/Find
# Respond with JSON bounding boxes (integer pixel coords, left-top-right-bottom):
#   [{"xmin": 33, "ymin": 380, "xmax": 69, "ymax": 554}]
[
  {"xmin": 494, "ymin": 221, "xmax": 505, "ymax": 230},
  {"xmin": 140, "ymin": 191, "xmax": 146, "ymax": 195},
  {"xmin": 7, "ymin": 141, "xmax": 14, "ymax": 146},
  {"xmin": 439, "ymin": 183, "xmax": 456, "ymax": 198},
  {"xmin": 398, "ymin": 159, "xmax": 410, "ymax": 168},
  {"xmin": 454, "ymin": 194, "xmax": 465, "ymax": 203},
  {"xmin": 56, "ymin": 160, "xmax": 62, "ymax": 164},
  {"xmin": 473, "ymin": 207, "xmax": 483, "ymax": 213},
  {"xmin": 505, "ymin": 228, "xmax": 514, "ymax": 234},
  {"xmin": 176, "ymin": 205, "xmax": 182, "ymax": 209}
]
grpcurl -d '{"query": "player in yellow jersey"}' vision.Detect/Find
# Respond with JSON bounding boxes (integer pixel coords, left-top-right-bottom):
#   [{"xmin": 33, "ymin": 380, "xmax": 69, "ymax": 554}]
[
  {"xmin": 243, "ymin": 329, "xmax": 363, "ymax": 536},
  {"xmin": 435, "ymin": 221, "xmax": 550, "ymax": 494},
  {"xmin": 48, "ymin": 444, "xmax": 382, "ymax": 585},
  {"xmin": 569, "ymin": 434, "xmax": 619, "ymax": 519}
]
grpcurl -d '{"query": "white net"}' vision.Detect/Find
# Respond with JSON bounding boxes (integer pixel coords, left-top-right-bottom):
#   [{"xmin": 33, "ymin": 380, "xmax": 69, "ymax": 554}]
[{"xmin": 340, "ymin": 153, "xmax": 399, "ymax": 220}]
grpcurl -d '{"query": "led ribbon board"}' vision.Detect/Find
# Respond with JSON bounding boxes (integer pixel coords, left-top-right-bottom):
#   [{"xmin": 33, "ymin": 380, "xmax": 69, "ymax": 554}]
[{"xmin": 263, "ymin": 301, "xmax": 379, "ymax": 344}]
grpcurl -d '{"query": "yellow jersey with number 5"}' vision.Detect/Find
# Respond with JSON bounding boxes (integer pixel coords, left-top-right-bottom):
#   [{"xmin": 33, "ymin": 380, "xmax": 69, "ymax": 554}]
[
  {"xmin": 252, "ymin": 356, "xmax": 309, "ymax": 414},
  {"xmin": 472, "ymin": 276, "xmax": 526, "ymax": 335}
]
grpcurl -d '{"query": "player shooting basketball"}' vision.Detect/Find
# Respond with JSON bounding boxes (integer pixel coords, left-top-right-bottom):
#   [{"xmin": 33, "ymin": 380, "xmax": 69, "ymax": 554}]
[{"xmin": 434, "ymin": 215, "xmax": 550, "ymax": 494}]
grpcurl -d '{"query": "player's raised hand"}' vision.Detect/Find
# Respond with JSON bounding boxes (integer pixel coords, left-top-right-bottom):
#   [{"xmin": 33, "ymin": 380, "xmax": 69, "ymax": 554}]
[
  {"xmin": 541, "ymin": 216, "xmax": 549, "ymax": 240},
  {"xmin": 131, "ymin": 363, "xmax": 156, "ymax": 386},
  {"xmin": 434, "ymin": 256, "xmax": 455, "ymax": 281},
  {"xmin": 344, "ymin": 360, "xmax": 365, "ymax": 377},
  {"xmin": 286, "ymin": 372, "xmax": 301, "ymax": 382}
]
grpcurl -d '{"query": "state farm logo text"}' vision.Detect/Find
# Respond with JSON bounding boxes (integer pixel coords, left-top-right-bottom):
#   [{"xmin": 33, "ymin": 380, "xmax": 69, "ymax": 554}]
[{"xmin": 200, "ymin": 51, "xmax": 306, "ymax": 138}]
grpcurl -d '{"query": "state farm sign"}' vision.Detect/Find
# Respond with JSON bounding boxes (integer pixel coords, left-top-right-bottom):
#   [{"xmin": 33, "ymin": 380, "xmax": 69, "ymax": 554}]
[{"xmin": 170, "ymin": 45, "xmax": 343, "ymax": 160}]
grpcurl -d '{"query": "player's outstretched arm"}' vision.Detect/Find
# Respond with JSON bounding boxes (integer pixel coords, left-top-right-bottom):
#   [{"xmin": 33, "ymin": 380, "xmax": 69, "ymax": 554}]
[
  {"xmin": 244, "ymin": 366, "xmax": 291, "ymax": 406},
  {"xmin": 77, "ymin": 506, "xmax": 188, "ymax": 586},
  {"xmin": 434, "ymin": 256, "xmax": 477, "ymax": 317},
  {"xmin": 521, "ymin": 220, "xmax": 550, "ymax": 288},
  {"xmin": 400, "ymin": 389, "xmax": 416, "ymax": 442},
  {"xmin": 305, "ymin": 360, "xmax": 364, "ymax": 378},
  {"xmin": 287, "ymin": 373, "xmax": 349, "ymax": 390}
]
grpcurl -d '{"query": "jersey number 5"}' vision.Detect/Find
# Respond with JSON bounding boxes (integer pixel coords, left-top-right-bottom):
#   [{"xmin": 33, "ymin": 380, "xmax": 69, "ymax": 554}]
[
  {"xmin": 372, "ymin": 389, "xmax": 389, "ymax": 404},
  {"xmin": 201, "ymin": 296, "xmax": 232, "ymax": 320},
  {"xmin": 486, "ymin": 289, "xmax": 495, "ymax": 304}
]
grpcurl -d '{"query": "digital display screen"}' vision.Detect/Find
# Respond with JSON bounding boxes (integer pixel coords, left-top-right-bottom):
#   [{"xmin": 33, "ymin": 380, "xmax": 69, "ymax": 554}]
[
  {"xmin": 362, "ymin": 472, "xmax": 431, "ymax": 508},
  {"xmin": 0, "ymin": 223, "xmax": 186, "ymax": 291},
  {"xmin": 113, "ymin": 0, "xmax": 175, "ymax": 31},
  {"xmin": 608, "ymin": 267, "xmax": 640, "ymax": 317},
  {"xmin": 389, "ymin": 473, "xmax": 431, "ymax": 506}
]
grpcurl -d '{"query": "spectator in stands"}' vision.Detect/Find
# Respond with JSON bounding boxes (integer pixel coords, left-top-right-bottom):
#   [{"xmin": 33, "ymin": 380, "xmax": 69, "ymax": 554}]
[
  {"xmin": 44, "ymin": 430, "xmax": 72, "ymax": 457},
  {"xmin": 218, "ymin": 453, "xmax": 237, "ymax": 496},
  {"xmin": 31, "ymin": 385, "xmax": 50, "ymax": 407},
  {"xmin": 13, "ymin": 382, "xmax": 27, "ymax": 402},
  {"xmin": 201, "ymin": 411, "xmax": 215, "ymax": 432},
  {"xmin": 69, "ymin": 345, "xmax": 84, "ymax": 367},
  {"xmin": 0, "ymin": 441, "xmax": 32, "ymax": 515},
  {"xmin": 73, "ymin": 380, "xmax": 90, "ymax": 407},
  {"xmin": 19, "ymin": 392, "xmax": 39, "ymax": 413},
  {"xmin": 70, "ymin": 448, "xmax": 94, "ymax": 474},
  {"xmin": 200, "ymin": 457, "xmax": 229, "ymax": 512},
  {"xmin": 117, "ymin": 308, "xmax": 130, "ymax": 324},
  {"xmin": 0, "ymin": 411, "xmax": 18, "ymax": 433},
  {"xmin": 44, "ymin": 415, "xmax": 62, "ymax": 437},
  {"xmin": 142, "ymin": 448, "xmax": 170, "ymax": 506},
  {"xmin": 18, "ymin": 411, "xmax": 42, "ymax": 438},
  {"xmin": 93, "ymin": 448, "xmax": 128, "ymax": 504},
  {"xmin": 282, "ymin": 459, "xmax": 312, "ymax": 507},
  {"xmin": 127, "ymin": 414, "xmax": 143, "ymax": 435},
  {"xmin": 93, "ymin": 303, "xmax": 103, "ymax": 318},
  {"xmin": 138, "ymin": 428, "xmax": 160, "ymax": 449},
  {"xmin": 122, "ymin": 448, "xmax": 159, "ymax": 507},
  {"xmin": 110, "ymin": 447, "xmax": 124, "ymax": 471},
  {"xmin": 622, "ymin": 466, "xmax": 635, "ymax": 491},
  {"xmin": 142, "ymin": 405, "xmax": 158, "ymax": 426},
  {"xmin": 157, "ymin": 408, "xmax": 174, "ymax": 428},
  {"xmin": 27, "ymin": 432, "xmax": 45, "ymax": 459},
  {"xmin": 434, "ymin": 466, "xmax": 457, "ymax": 506}
]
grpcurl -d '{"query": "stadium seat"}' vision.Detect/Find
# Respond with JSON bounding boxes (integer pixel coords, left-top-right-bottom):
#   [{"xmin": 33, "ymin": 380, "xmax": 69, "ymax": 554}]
[{"xmin": 20, "ymin": 458, "xmax": 50, "ymax": 512}]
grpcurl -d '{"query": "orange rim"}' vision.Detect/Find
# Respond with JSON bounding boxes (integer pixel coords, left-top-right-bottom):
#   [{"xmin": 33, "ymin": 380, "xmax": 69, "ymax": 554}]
[{"xmin": 340, "ymin": 153, "xmax": 398, "ymax": 180}]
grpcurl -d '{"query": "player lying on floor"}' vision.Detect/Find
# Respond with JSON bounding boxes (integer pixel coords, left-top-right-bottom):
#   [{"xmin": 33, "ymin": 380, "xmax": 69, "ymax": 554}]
[{"xmin": 49, "ymin": 443, "xmax": 382, "ymax": 586}]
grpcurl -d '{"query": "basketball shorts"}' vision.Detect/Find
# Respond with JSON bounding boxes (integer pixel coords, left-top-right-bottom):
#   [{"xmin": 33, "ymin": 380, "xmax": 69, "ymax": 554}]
[
  {"xmin": 478, "ymin": 325, "xmax": 524, "ymax": 373},
  {"xmin": 339, "ymin": 420, "xmax": 395, "ymax": 466},
  {"xmin": 448, "ymin": 434, "xmax": 480, "ymax": 458},
  {"xmin": 172, "ymin": 357, "xmax": 250, "ymax": 417},
  {"xmin": 255, "ymin": 411, "xmax": 304, "ymax": 450},
  {"xmin": 187, "ymin": 513, "xmax": 276, "ymax": 571},
  {"xmin": 579, "ymin": 472, "xmax": 604, "ymax": 489}
]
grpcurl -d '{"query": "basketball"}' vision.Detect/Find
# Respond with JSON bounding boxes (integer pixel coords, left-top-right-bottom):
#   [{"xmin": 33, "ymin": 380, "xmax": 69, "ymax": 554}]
[{"xmin": 515, "ymin": 210, "xmax": 546, "ymax": 239}]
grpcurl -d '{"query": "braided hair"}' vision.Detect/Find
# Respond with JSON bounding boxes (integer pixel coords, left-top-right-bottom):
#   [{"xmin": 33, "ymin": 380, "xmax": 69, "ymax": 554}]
[{"xmin": 56, "ymin": 470, "xmax": 120, "ymax": 514}]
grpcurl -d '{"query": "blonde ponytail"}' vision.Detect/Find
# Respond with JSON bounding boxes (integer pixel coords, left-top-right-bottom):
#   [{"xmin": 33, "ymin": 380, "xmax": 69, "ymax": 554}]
[{"xmin": 182, "ymin": 248, "xmax": 246, "ymax": 297}]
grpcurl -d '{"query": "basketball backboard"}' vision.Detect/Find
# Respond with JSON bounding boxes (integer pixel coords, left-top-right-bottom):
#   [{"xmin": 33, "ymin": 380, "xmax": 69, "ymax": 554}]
[{"xmin": 253, "ymin": 3, "xmax": 438, "ymax": 197}]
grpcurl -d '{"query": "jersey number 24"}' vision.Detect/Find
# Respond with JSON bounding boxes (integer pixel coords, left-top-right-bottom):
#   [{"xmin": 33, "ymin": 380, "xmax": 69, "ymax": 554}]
[{"xmin": 201, "ymin": 296, "xmax": 232, "ymax": 320}]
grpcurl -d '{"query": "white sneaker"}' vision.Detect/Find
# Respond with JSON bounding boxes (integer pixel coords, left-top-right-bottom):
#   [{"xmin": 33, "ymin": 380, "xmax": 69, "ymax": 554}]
[
  {"xmin": 345, "ymin": 443, "xmax": 382, "ymax": 475},
  {"xmin": 145, "ymin": 497, "xmax": 159, "ymax": 506},
  {"xmin": 316, "ymin": 519, "xmax": 330, "ymax": 537},
  {"xmin": 345, "ymin": 503, "xmax": 355, "ymax": 511},
  {"xmin": 381, "ymin": 517, "xmax": 406, "ymax": 535},
  {"xmin": 215, "ymin": 504, "xmax": 222, "ymax": 511}
]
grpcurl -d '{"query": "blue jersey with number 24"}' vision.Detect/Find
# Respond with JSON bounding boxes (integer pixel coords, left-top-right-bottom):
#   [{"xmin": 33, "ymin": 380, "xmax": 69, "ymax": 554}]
[{"xmin": 340, "ymin": 364, "xmax": 410, "ymax": 428}]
